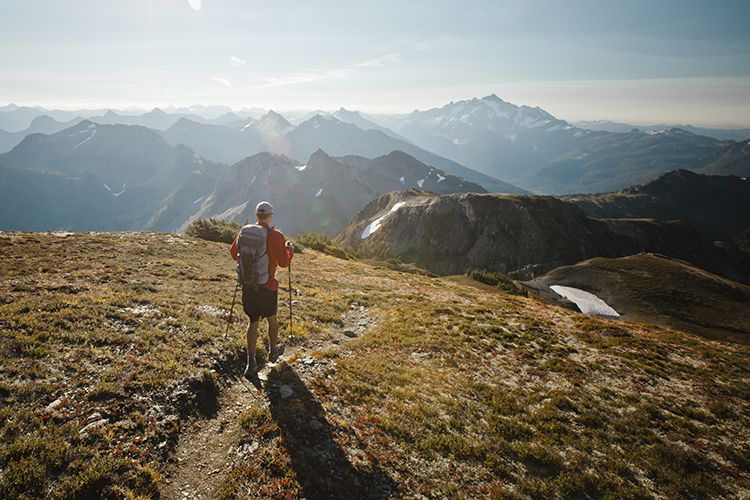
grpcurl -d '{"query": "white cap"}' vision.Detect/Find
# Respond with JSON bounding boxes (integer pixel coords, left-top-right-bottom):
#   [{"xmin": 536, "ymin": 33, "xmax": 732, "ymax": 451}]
[{"xmin": 255, "ymin": 201, "xmax": 274, "ymax": 215}]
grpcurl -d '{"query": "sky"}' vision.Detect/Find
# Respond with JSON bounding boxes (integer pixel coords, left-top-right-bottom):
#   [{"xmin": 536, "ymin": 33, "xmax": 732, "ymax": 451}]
[{"xmin": 1, "ymin": 0, "xmax": 749, "ymax": 127}]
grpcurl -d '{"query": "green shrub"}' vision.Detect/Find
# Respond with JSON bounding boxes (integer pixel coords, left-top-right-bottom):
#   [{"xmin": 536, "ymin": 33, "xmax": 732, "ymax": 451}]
[
  {"xmin": 184, "ymin": 218, "xmax": 242, "ymax": 244},
  {"xmin": 292, "ymin": 231, "xmax": 358, "ymax": 260},
  {"xmin": 466, "ymin": 269, "xmax": 528, "ymax": 296}
]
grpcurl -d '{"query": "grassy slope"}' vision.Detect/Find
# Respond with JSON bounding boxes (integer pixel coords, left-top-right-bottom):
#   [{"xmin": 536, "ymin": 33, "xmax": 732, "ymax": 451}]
[
  {"xmin": 523, "ymin": 253, "xmax": 750, "ymax": 346},
  {"xmin": 1, "ymin": 232, "xmax": 749, "ymax": 499},
  {"xmin": 0, "ymin": 231, "xmax": 244, "ymax": 499},
  {"xmin": 589, "ymin": 254, "xmax": 750, "ymax": 345}
]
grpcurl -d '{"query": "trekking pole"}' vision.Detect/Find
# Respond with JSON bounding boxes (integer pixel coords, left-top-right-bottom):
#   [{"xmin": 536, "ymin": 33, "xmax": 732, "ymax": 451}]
[
  {"xmin": 226, "ymin": 279, "xmax": 240, "ymax": 337},
  {"xmin": 288, "ymin": 261, "xmax": 293, "ymax": 336}
]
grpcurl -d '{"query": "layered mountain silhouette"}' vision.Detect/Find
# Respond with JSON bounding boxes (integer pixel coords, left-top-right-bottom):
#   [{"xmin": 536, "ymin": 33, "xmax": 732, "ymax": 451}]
[
  {"xmin": 180, "ymin": 149, "xmax": 486, "ymax": 236},
  {"xmin": 157, "ymin": 112, "xmax": 523, "ymax": 195},
  {"xmin": 0, "ymin": 114, "xmax": 84, "ymax": 153},
  {"xmin": 161, "ymin": 118, "xmax": 264, "ymax": 165},
  {"xmin": 573, "ymin": 119, "xmax": 750, "ymax": 143},
  {"xmin": 0, "ymin": 121, "xmax": 226, "ymax": 231},
  {"xmin": 0, "ymin": 120, "xmax": 491, "ymax": 235},
  {"xmin": 520, "ymin": 128, "xmax": 750, "ymax": 194},
  {"xmin": 386, "ymin": 94, "xmax": 750, "ymax": 194},
  {"xmin": 3, "ymin": 97, "xmax": 748, "ymax": 197}
]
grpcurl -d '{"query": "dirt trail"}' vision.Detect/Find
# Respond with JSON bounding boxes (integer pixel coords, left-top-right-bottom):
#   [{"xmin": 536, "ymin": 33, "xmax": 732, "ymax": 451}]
[{"xmin": 160, "ymin": 306, "xmax": 375, "ymax": 499}]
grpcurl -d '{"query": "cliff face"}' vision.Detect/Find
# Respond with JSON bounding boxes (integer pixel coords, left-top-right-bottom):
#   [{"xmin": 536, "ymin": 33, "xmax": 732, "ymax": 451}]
[
  {"xmin": 336, "ymin": 190, "xmax": 750, "ymax": 284},
  {"xmin": 337, "ymin": 191, "xmax": 629, "ymax": 277}
]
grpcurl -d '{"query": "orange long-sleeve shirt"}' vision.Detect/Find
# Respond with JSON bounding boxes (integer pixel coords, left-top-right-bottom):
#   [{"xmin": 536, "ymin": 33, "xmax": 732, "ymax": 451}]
[{"xmin": 230, "ymin": 221, "xmax": 293, "ymax": 291}]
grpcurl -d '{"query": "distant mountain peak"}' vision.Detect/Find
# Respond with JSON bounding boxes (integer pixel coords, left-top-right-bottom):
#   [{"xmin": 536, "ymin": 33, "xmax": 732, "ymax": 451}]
[
  {"xmin": 310, "ymin": 148, "xmax": 333, "ymax": 161},
  {"xmin": 256, "ymin": 111, "xmax": 294, "ymax": 136},
  {"xmin": 147, "ymin": 107, "xmax": 169, "ymax": 117},
  {"xmin": 401, "ymin": 94, "xmax": 569, "ymax": 145},
  {"xmin": 482, "ymin": 93, "xmax": 505, "ymax": 103}
]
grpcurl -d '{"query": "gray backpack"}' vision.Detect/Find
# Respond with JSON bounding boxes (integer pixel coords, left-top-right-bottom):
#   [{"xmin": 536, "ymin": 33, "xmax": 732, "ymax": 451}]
[{"xmin": 237, "ymin": 224, "xmax": 271, "ymax": 289}]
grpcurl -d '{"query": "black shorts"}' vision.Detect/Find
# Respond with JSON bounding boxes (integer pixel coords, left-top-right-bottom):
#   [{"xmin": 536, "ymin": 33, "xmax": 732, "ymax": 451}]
[{"xmin": 242, "ymin": 285, "xmax": 278, "ymax": 323}]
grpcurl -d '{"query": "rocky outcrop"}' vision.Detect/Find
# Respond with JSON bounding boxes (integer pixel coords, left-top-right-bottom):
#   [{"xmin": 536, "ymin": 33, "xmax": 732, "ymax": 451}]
[
  {"xmin": 336, "ymin": 190, "xmax": 750, "ymax": 283},
  {"xmin": 336, "ymin": 191, "xmax": 631, "ymax": 277}
]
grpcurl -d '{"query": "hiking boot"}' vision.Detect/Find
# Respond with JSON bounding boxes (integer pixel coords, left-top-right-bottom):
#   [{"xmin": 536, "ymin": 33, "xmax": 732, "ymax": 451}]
[
  {"xmin": 269, "ymin": 343, "xmax": 285, "ymax": 363},
  {"xmin": 243, "ymin": 357, "xmax": 257, "ymax": 378}
]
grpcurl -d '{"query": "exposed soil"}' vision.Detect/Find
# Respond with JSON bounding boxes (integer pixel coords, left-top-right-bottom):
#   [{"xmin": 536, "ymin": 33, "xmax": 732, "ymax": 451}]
[{"xmin": 160, "ymin": 303, "xmax": 376, "ymax": 499}]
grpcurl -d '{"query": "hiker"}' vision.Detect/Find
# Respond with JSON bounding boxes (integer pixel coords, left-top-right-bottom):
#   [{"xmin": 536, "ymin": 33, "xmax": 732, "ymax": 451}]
[{"xmin": 230, "ymin": 201, "xmax": 294, "ymax": 378}]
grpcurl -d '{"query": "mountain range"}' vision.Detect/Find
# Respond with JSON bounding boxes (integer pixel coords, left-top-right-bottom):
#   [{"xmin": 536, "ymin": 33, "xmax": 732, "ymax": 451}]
[
  {"xmin": 158, "ymin": 111, "xmax": 519, "ymax": 194},
  {"xmin": 573, "ymin": 119, "xmax": 750, "ymax": 142},
  {"xmin": 3, "ymin": 96, "xmax": 749, "ymax": 196},
  {"xmin": 375, "ymin": 95, "xmax": 750, "ymax": 194},
  {"xmin": 0, "ymin": 121, "xmax": 226, "ymax": 231},
  {"xmin": 177, "ymin": 149, "xmax": 485, "ymax": 236},
  {"xmin": 0, "ymin": 120, "xmax": 488, "ymax": 235}
]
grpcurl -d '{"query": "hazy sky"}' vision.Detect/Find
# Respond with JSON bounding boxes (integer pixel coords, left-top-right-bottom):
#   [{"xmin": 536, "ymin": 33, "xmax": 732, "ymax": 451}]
[{"xmin": 2, "ymin": 0, "xmax": 749, "ymax": 126}]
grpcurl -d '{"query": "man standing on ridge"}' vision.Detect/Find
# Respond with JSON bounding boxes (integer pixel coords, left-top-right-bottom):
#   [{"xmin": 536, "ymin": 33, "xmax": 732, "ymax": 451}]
[{"xmin": 230, "ymin": 201, "xmax": 294, "ymax": 379}]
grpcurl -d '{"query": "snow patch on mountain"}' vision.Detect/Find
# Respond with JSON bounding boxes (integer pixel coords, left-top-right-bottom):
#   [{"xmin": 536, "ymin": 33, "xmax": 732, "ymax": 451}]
[
  {"xmin": 215, "ymin": 201, "xmax": 250, "ymax": 222},
  {"xmin": 73, "ymin": 129, "xmax": 96, "ymax": 149},
  {"xmin": 550, "ymin": 285, "xmax": 620, "ymax": 319},
  {"xmin": 268, "ymin": 126, "xmax": 295, "ymax": 137},
  {"xmin": 516, "ymin": 113, "xmax": 549, "ymax": 129},
  {"xmin": 361, "ymin": 202, "xmax": 406, "ymax": 239},
  {"xmin": 103, "ymin": 183, "xmax": 126, "ymax": 197}
]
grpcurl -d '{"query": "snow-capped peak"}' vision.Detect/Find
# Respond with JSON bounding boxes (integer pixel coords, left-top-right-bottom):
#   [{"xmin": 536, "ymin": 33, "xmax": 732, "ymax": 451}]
[{"xmin": 402, "ymin": 95, "xmax": 574, "ymax": 143}]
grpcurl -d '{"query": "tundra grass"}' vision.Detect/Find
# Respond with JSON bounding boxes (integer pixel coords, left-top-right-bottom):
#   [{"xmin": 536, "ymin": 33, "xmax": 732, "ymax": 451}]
[
  {"xmin": 0, "ymin": 231, "xmax": 242, "ymax": 498},
  {"xmin": 222, "ymin": 251, "xmax": 750, "ymax": 499},
  {"xmin": 3, "ymin": 232, "xmax": 750, "ymax": 499},
  {"xmin": 589, "ymin": 254, "xmax": 750, "ymax": 345}
]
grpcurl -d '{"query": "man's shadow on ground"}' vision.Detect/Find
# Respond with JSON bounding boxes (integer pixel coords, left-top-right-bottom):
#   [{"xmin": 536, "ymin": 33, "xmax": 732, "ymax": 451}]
[{"xmin": 264, "ymin": 363, "xmax": 400, "ymax": 499}]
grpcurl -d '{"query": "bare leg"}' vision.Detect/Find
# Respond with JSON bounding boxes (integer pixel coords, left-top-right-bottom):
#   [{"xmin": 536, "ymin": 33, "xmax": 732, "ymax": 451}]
[
  {"xmin": 246, "ymin": 319, "xmax": 260, "ymax": 358},
  {"xmin": 267, "ymin": 314, "xmax": 279, "ymax": 350}
]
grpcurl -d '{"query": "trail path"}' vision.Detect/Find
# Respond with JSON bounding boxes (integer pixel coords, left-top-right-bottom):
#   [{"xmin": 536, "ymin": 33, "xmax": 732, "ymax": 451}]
[{"xmin": 160, "ymin": 305, "xmax": 375, "ymax": 500}]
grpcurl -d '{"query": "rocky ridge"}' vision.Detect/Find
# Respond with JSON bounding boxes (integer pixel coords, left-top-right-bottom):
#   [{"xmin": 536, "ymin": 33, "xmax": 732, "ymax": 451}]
[{"xmin": 336, "ymin": 190, "xmax": 750, "ymax": 284}]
